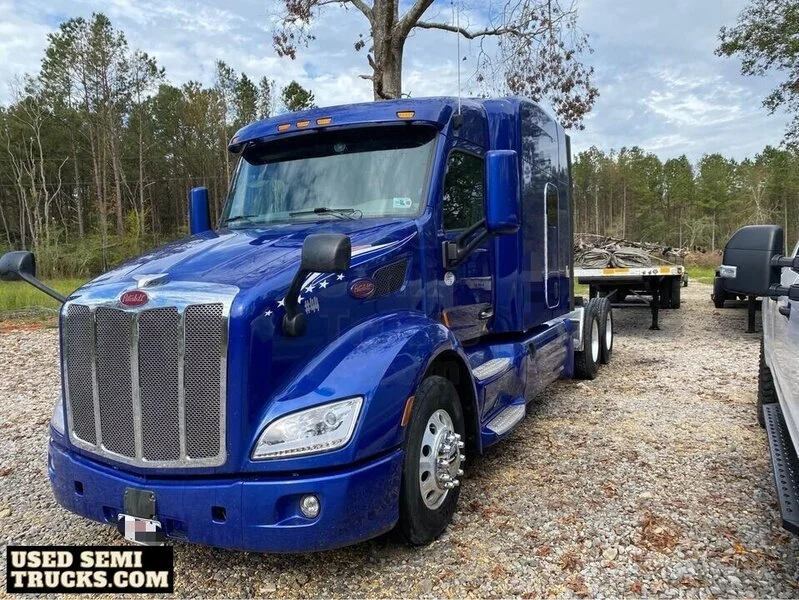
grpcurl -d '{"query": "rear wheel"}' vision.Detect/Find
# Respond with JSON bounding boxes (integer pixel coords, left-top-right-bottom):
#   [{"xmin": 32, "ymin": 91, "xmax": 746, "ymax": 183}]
[
  {"xmin": 712, "ymin": 277, "xmax": 727, "ymax": 309},
  {"xmin": 398, "ymin": 375, "xmax": 465, "ymax": 545},
  {"xmin": 669, "ymin": 277, "xmax": 681, "ymax": 309},
  {"xmin": 597, "ymin": 297, "xmax": 613, "ymax": 365},
  {"xmin": 757, "ymin": 337, "xmax": 777, "ymax": 428},
  {"xmin": 574, "ymin": 301, "xmax": 600, "ymax": 379}
]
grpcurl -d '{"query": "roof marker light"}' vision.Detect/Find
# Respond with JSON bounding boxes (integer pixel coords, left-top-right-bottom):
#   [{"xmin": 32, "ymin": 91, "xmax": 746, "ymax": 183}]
[
  {"xmin": 296, "ymin": 120, "xmax": 311, "ymax": 128},
  {"xmin": 277, "ymin": 123, "xmax": 291, "ymax": 132},
  {"xmin": 397, "ymin": 111, "xmax": 415, "ymax": 119},
  {"xmin": 316, "ymin": 117, "xmax": 332, "ymax": 126}
]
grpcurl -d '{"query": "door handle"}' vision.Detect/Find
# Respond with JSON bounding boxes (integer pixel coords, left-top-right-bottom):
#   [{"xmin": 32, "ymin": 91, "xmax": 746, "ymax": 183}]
[
  {"xmin": 779, "ymin": 303, "xmax": 791, "ymax": 318},
  {"xmin": 478, "ymin": 307, "xmax": 494, "ymax": 320}
]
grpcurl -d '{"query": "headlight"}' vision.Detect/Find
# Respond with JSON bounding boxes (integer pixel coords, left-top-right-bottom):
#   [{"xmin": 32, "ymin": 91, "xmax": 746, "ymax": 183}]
[
  {"xmin": 51, "ymin": 398, "xmax": 65, "ymax": 435},
  {"xmin": 252, "ymin": 397, "xmax": 363, "ymax": 459}
]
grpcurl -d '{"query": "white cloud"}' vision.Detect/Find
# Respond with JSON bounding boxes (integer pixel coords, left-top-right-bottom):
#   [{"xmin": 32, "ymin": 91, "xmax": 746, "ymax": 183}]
[{"xmin": 0, "ymin": 0, "xmax": 790, "ymax": 162}]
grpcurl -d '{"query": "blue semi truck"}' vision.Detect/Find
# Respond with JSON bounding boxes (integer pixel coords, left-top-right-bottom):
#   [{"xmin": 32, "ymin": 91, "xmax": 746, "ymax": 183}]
[{"xmin": 0, "ymin": 97, "xmax": 614, "ymax": 552}]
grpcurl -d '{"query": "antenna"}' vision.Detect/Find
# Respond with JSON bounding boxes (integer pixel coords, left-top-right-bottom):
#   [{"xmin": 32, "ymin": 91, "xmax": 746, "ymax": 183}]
[{"xmin": 453, "ymin": 0, "xmax": 462, "ymax": 115}]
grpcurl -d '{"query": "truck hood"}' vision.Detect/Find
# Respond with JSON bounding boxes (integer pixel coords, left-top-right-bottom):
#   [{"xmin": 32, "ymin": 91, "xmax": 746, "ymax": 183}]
[{"xmin": 89, "ymin": 218, "xmax": 416, "ymax": 292}]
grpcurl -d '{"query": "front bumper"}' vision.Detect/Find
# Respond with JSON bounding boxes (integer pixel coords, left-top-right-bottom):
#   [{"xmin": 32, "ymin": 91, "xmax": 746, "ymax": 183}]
[{"xmin": 48, "ymin": 439, "xmax": 403, "ymax": 553}]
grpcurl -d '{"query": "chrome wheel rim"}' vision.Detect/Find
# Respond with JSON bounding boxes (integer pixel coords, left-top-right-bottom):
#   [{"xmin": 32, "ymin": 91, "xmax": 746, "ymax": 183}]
[
  {"xmin": 418, "ymin": 409, "xmax": 464, "ymax": 509},
  {"xmin": 591, "ymin": 319, "xmax": 600, "ymax": 362},
  {"xmin": 605, "ymin": 311, "xmax": 613, "ymax": 351}
]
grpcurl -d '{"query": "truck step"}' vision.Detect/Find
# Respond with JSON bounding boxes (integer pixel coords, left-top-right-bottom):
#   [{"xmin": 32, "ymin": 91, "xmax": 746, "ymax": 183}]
[
  {"xmin": 485, "ymin": 403, "xmax": 526, "ymax": 436},
  {"xmin": 472, "ymin": 358, "xmax": 512, "ymax": 382},
  {"xmin": 763, "ymin": 403, "xmax": 799, "ymax": 535}
]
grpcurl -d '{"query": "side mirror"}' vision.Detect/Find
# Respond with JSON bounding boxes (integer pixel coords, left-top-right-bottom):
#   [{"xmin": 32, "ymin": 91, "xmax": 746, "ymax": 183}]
[
  {"xmin": 283, "ymin": 234, "xmax": 352, "ymax": 336},
  {"xmin": 0, "ymin": 251, "xmax": 66, "ymax": 303},
  {"xmin": 300, "ymin": 233, "xmax": 352, "ymax": 273},
  {"xmin": 0, "ymin": 250, "xmax": 36, "ymax": 282},
  {"xmin": 485, "ymin": 150, "xmax": 520, "ymax": 235},
  {"xmin": 720, "ymin": 224, "xmax": 784, "ymax": 296},
  {"xmin": 189, "ymin": 187, "xmax": 212, "ymax": 235}
]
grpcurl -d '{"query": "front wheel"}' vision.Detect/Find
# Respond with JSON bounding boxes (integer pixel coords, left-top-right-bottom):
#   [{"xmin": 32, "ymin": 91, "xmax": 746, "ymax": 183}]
[
  {"xmin": 712, "ymin": 277, "xmax": 727, "ymax": 309},
  {"xmin": 398, "ymin": 375, "xmax": 465, "ymax": 545},
  {"xmin": 597, "ymin": 297, "xmax": 614, "ymax": 365}
]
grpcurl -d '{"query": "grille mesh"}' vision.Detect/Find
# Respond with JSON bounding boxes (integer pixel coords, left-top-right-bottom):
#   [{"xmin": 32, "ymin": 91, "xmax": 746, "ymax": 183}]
[
  {"xmin": 64, "ymin": 299, "xmax": 226, "ymax": 467},
  {"xmin": 184, "ymin": 304, "xmax": 223, "ymax": 459},
  {"xmin": 138, "ymin": 308, "xmax": 181, "ymax": 461},
  {"xmin": 95, "ymin": 308, "xmax": 136, "ymax": 457},
  {"xmin": 373, "ymin": 259, "xmax": 408, "ymax": 296},
  {"xmin": 64, "ymin": 305, "xmax": 96, "ymax": 444}
]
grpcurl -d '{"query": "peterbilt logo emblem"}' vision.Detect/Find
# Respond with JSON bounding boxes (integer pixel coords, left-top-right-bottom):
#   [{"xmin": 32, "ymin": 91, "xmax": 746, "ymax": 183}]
[
  {"xmin": 349, "ymin": 279, "xmax": 376, "ymax": 299},
  {"xmin": 120, "ymin": 290, "xmax": 149, "ymax": 307}
]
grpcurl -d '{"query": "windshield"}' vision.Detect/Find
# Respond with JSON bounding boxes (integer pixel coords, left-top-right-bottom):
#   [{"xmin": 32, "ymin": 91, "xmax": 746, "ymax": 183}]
[{"xmin": 221, "ymin": 126, "xmax": 438, "ymax": 226}]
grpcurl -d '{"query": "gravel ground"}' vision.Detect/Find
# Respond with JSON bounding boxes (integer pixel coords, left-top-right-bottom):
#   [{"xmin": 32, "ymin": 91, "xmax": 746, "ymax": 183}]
[{"xmin": 2, "ymin": 282, "xmax": 799, "ymax": 597}]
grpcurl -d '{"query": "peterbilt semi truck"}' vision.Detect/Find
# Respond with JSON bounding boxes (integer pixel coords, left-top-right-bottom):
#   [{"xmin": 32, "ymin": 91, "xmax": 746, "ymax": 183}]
[{"xmin": 0, "ymin": 97, "xmax": 614, "ymax": 552}]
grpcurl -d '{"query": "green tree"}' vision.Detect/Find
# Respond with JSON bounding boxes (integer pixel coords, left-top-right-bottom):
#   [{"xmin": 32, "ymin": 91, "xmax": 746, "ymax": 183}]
[
  {"xmin": 280, "ymin": 81, "xmax": 316, "ymax": 112},
  {"xmin": 717, "ymin": 0, "xmax": 799, "ymax": 144}
]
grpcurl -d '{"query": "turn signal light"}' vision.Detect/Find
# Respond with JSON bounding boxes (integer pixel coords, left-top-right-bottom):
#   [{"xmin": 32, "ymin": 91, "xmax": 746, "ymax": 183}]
[{"xmin": 396, "ymin": 111, "xmax": 415, "ymax": 119}]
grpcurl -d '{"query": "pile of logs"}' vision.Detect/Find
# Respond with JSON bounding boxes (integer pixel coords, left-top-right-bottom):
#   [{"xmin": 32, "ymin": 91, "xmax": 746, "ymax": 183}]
[
  {"xmin": 574, "ymin": 233, "xmax": 688, "ymax": 269},
  {"xmin": 574, "ymin": 233, "xmax": 688, "ymax": 260}
]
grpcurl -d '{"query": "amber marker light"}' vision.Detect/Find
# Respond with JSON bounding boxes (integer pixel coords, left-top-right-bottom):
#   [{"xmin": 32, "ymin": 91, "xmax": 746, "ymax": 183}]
[
  {"xmin": 296, "ymin": 120, "xmax": 311, "ymax": 128},
  {"xmin": 277, "ymin": 123, "xmax": 291, "ymax": 132},
  {"xmin": 316, "ymin": 117, "xmax": 333, "ymax": 125},
  {"xmin": 396, "ymin": 111, "xmax": 415, "ymax": 119},
  {"xmin": 401, "ymin": 396, "xmax": 415, "ymax": 427}
]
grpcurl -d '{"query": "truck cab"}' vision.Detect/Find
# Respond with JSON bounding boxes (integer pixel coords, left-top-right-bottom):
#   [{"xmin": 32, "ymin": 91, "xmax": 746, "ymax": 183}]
[
  {"xmin": 0, "ymin": 97, "xmax": 613, "ymax": 552},
  {"xmin": 719, "ymin": 225, "xmax": 799, "ymax": 534}
]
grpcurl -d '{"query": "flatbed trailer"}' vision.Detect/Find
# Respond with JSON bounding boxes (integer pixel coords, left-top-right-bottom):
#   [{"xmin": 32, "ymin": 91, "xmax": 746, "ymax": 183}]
[{"xmin": 575, "ymin": 265, "xmax": 685, "ymax": 330}]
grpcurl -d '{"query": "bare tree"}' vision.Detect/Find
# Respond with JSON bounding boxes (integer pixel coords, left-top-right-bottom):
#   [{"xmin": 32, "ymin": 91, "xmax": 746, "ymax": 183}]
[{"xmin": 274, "ymin": 0, "xmax": 598, "ymax": 128}]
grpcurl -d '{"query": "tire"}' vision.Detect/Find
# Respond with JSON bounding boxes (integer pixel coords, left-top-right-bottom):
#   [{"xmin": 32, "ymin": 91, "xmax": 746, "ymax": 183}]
[
  {"xmin": 597, "ymin": 296, "xmax": 613, "ymax": 365},
  {"xmin": 757, "ymin": 337, "xmax": 777, "ymax": 428},
  {"xmin": 670, "ymin": 277, "xmax": 681, "ymax": 309},
  {"xmin": 712, "ymin": 277, "xmax": 726, "ymax": 309},
  {"xmin": 574, "ymin": 301, "xmax": 600, "ymax": 380},
  {"xmin": 398, "ymin": 375, "xmax": 466, "ymax": 545}
]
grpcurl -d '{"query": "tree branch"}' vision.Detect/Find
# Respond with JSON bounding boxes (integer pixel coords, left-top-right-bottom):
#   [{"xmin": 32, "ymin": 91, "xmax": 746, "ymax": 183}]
[
  {"xmin": 345, "ymin": 0, "xmax": 373, "ymax": 21},
  {"xmin": 413, "ymin": 20, "xmax": 537, "ymax": 40},
  {"xmin": 396, "ymin": 0, "xmax": 435, "ymax": 37}
]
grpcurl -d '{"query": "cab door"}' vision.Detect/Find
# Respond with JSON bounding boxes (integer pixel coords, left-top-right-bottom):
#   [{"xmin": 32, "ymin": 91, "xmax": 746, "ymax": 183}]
[
  {"xmin": 438, "ymin": 147, "xmax": 493, "ymax": 342},
  {"xmin": 772, "ymin": 241, "xmax": 799, "ymax": 434}
]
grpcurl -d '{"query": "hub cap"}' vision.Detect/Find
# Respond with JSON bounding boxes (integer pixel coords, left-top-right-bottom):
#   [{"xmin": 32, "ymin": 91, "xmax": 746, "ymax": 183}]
[
  {"xmin": 418, "ymin": 409, "xmax": 465, "ymax": 509},
  {"xmin": 591, "ymin": 319, "xmax": 600, "ymax": 362}
]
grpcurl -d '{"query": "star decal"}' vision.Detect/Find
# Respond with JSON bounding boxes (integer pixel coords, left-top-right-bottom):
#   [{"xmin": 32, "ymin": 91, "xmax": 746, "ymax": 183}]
[
  {"xmin": 277, "ymin": 298, "xmax": 285, "ymax": 307},
  {"xmin": 336, "ymin": 274, "xmax": 345, "ymax": 281},
  {"xmin": 304, "ymin": 283, "xmax": 315, "ymax": 293},
  {"xmin": 265, "ymin": 310, "xmax": 273, "ymax": 317},
  {"xmin": 318, "ymin": 280, "xmax": 329, "ymax": 289}
]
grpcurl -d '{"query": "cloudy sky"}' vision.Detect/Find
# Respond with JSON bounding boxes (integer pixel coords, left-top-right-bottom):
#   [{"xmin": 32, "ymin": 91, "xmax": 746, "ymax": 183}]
[{"xmin": 0, "ymin": 0, "xmax": 788, "ymax": 161}]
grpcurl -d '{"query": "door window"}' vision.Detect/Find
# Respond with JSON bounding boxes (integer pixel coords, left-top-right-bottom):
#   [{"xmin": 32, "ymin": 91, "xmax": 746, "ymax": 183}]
[{"xmin": 442, "ymin": 151, "xmax": 484, "ymax": 230}]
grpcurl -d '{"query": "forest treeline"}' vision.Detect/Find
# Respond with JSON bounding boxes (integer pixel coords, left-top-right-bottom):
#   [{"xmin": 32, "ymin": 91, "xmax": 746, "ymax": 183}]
[
  {"xmin": 573, "ymin": 145, "xmax": 799, "ymax": 254},
  {"xmin": 0, "ymin": 14, "xmax": 315, "ymax": 278},
  {"xmin": 0, "ymin": 13, "xmax": 795, "ymax": 279}
]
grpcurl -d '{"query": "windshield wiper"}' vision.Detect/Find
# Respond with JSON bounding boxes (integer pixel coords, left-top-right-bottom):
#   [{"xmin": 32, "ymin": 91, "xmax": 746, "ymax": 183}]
[
  {"xmin": 288, "ymin": 207, "xmax": 362, "ymax": 220},
  {"xmin": 223, "ymin": 214, "xmax": 261, "ymax": 226}
]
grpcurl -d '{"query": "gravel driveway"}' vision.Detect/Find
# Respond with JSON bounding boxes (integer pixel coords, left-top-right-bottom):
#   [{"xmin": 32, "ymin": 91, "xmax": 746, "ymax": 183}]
[{"xmin": 2, "ymin": 282, "xmax": 798, "ymax": 597}]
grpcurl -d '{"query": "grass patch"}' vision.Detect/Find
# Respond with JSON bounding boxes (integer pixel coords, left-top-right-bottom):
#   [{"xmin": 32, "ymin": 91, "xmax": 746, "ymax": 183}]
[
  {"xmin": 686, "ymin": 266, "xmax": 716, "ymax": 285},
  {"xmin": 0, "ymin": 278, "xmax": 86, "ymax": 317}
]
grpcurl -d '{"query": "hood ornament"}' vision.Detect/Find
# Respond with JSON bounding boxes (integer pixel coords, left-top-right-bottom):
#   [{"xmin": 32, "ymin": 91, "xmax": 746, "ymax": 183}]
[{"xmin": 134, "ymin": 273, "xmax": 169, "ymax": 288}]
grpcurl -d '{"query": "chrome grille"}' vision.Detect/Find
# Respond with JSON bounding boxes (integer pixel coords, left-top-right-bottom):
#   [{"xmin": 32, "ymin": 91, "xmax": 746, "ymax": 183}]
[
  {"xmin": 62, "ymin": 284, "xmax": 233, "ymax": 468},
  {"xmin": 95, "ymin": 308, "xmax": 136, "ymax": 457},
  {"xmin": 184, "ymin": 304, "xmax": 223, "ymax": 459},
  {"xmin": 138, "ymin": 308, "xmax": 181, "ymax": 461},
  {"xmin": 63, "ymin": 305, "xmax": 96, "ymax": 445}
]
